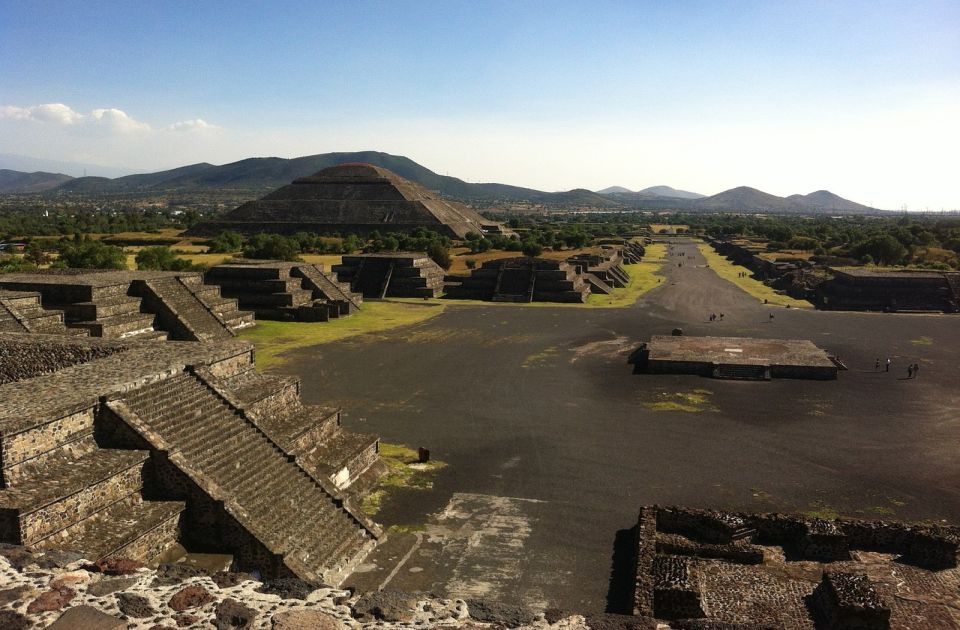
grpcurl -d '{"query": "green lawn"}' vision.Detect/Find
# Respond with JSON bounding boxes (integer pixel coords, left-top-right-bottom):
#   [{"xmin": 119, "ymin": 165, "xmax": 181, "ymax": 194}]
[
  {"xmin": 697, "ymin": 244, "xmax": 813, "ymax": 308},
  {"xmin": 238, "ymin": 301, "xmax": 446, "ymax": 369}
]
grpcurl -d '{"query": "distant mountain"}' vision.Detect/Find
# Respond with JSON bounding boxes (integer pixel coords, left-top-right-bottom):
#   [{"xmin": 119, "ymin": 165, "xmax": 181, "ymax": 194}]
[
  {"xmin": 786, "ymin": 190, "xmax": 872, "ymax": 213},
  {"xmin": 0, "ymin": 153, "xmax": 136, "ymax": 178},
  {"xmin": 696, "ymin": 186, "xmax": 796, "ymax": 211},
  {"xmin": 0, "ymin": 150, "xmax": 881, "ymax": 213},
  {"xmin": 637, "ymin": 185, "xmax": 705, "ymax": 199},
  {"xmin": 0, "ymin": 169, "xmax": 74, "ymax": 193}
]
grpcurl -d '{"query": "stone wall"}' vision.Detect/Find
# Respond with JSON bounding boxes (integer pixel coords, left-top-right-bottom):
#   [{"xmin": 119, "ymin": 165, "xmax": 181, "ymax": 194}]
[{"xmin": 0, "ymin": 340, "xmax": 127, "ymax": 385}]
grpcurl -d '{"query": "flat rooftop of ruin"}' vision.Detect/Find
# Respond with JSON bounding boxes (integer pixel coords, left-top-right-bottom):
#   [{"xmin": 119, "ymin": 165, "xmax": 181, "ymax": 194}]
[
  {"xmin": 646, "ymin": 335, "xmax": 834, "ymax": 368},
  {"xmin": 0, "ymin": 332, "xmax": 252, "ymax": 434},
  {"xmin": 829, "ymin": 267, "xmax": 949, "ymax": 279},
  {"xmin": 341, "ymin": 252, "xmax": 430, "ymax": 260},
  {"xmin": 0, "ymin": 269, "xmax": 199, "ymax": 288}
]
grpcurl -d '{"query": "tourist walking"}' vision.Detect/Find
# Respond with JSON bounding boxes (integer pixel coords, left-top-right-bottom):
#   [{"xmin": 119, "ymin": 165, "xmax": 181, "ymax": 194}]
[
  {"xmin": 875, "ymin": 358, "xmax": 880, "ymax": 371},
  {"xmin": 885, "ymin": 358, "xmax": 891, "ymax": 372},
  {"xmin": 907, "ymin": 365, "xmax": 913, "ymax": 379},
  {"xmin": 913, "ymin": 362, "xmax": 920, "ymax": 378}
]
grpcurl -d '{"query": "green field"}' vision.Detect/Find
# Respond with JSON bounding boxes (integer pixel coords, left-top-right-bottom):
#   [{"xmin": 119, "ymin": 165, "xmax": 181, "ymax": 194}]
[{"xmin": 238, "ymin": 301, "xmax": 446, "ymax": 369}]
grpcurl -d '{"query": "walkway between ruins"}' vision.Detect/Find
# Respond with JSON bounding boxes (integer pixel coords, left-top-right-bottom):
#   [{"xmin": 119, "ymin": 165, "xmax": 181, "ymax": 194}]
[{"xmin": 282, "ymin": 238, "xmax": 960, "ymax": 611}]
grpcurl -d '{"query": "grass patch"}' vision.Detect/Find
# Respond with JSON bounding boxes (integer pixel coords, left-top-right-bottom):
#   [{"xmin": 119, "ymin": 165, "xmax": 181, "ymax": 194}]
[
  {"xmin": 802, "ymin": 500, "xmax": 840, "ymax": 520},
  {"xmin": 360, "ymin": 443, "xmax": 448, "ymax": 517},
  {"xmin": 644, "ymin": 389, "xmax": 717, "ymax": 413},
  {"xmin": 697, "ymin": 244, "xmax": 813, "ymax": 308},
  {"xmin": 911, "ymin": 336, "xmax": 934, "ymax": 346},
  {"xmin": 238, "ymin": 302, "xmax": 445, "ymax": 369},
  {"xmin": 522, "ymin": 346, "xmax": 560, "ymax": 368}
]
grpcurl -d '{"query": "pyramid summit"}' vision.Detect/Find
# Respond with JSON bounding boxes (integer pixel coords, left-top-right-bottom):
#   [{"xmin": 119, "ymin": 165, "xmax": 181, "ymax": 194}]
[{"xmin": 189, "ymin": 162, "xmax": 502, "ymax": 238}]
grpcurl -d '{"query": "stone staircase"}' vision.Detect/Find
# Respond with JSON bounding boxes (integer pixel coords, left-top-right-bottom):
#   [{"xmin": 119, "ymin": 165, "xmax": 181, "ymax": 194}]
[
  {"xmin": 179, "ymin": 276, "xmax": 255, "ymax": 333},
  {"xmin": 712, "ymin": 363, "xmax": 769, "ymax": 380},
  {"xmin": 0, "ymin": 410, "xmax": 184, "ymax": 563},
  {"xmin": 113, "ymin": 372, "xmax": 377, "ymax": 584},
  {"xmin": 293, "ymin": 264, "xmax": 362, "ymax": 316},
  {"xmin": 209, "ymin": 366, "xmax": 380, "ymax": 492},
  {"xmin": 0, "ymin": 291, "xmax": 85, "ymax": 336},
  {"xmin": 334, "ymin": 254, "xmax": 445, "ymax": 298},
  {"xmin": 582, "ymin": 272, "xmax": 613, "ymax": 295},
  {"xmin": 63, "ymin": 294, "xmax": 163, "ymax": 340},
  {"xmin": 134, "ymin": 277, "xmax": 236, "ymax": 341}
]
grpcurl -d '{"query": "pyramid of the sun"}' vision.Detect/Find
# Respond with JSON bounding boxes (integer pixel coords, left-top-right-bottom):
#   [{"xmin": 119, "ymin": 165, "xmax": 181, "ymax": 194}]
[{"xmin": 189, "ymin": 163, "xmax": 498, "ymax": 238}]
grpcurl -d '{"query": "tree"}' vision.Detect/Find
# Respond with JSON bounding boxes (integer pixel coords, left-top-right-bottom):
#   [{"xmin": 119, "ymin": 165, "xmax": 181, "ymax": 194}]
[
  {"xmin": 242, "ymin": 234, "xmax": 301, "ymax": 261},
  {"xmin": 852, "ymin": 235, "xmax": 907, "ymax": 265},
  {"xmin": 55, "ymin": 237, "xmax": 126, "ymax": 270},
  {"xmin": 521, "ymin": 241, "xmax": 543, "ymax": 257},
  {"xmin": 136, "ymin": 246, "xmax": 194, "ymax": 271},
  {"xmin": 23, "ymin": 241, "xmax": 50, "ymax": 266},
  {"xmin": 208, "ymin": 231, "xmax": 244, "ymax": 253},
  {"xmin": 427, "ymin": 242, "xmax": 451, "ymax": 270}
]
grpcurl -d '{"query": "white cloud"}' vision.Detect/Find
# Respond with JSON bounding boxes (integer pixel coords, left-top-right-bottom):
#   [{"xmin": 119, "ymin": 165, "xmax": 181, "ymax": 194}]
[
  {"xmin": 166, "ymin": 118, "xmax": 219, "ymax": 132},
  {"xmin": 1, "ymin": 103, "xmax": 157, "ymax": 134}
]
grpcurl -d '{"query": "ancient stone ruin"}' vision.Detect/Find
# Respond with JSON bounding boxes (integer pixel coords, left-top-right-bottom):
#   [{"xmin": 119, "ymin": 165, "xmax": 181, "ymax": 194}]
[
  {"xmin": 816, "ymin": 267, "xmax": 960, "ymax": 313},
  {"xmin": 0, "ymin": 333, "xmax": 383, "ymax": 587},
  {"xmin": 204, "ymin": 261, "xmax": 362, "ymax": 321},
  {"xmin": 445, "ymin": 257, "xmax": 591, "ymax": 303},
  {"xmin": 630, "ymin": 335, "xmax": 839, "ymax": 380},
  {"xmin": 0, "ymin": 270, "xmax": 252, "ymax": 341},
  {"xmin": 333, "ymin": 253, "xmax": 445, "ymax": 298},
  {"xmin": 630, "ymin": 505, "xmax": 959, "ymax": 628},
  {"xmin": 188, "ymin": 162, "xmax": 506, "ymax": 238},
  {"xmin": 566, "ymin": 246, "xmax": 631, "ymax": 294}
]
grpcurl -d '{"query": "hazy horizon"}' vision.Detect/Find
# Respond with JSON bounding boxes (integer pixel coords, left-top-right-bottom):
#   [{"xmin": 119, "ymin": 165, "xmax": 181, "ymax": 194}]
[{"xmin": 2, "ymin": 0, "xmax": 958, "ymax": 210}]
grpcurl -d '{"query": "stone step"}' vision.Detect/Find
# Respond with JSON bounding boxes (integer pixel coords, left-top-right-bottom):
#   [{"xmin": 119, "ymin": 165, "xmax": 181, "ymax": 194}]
[
  {"xmin": 59, "ymin": 295, "xmax": 143, "ymax": 321},
  {"xmin": 125, "ymin": 329, "xmax": 169, "ymax": 341},
  {"xmin": 0, "ymin": 448, "xmax": 149, "ymax": 545},
  {"xmin": 69, "ymin": 311, "xmax": 157, "ymax": 338},
  {"xmin": 32, "ymin": 495, "xmax": 185, "ymax": 563}
]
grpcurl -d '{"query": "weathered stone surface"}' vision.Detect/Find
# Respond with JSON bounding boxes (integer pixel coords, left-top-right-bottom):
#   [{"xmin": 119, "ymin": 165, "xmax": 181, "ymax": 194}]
[
  {"xmin": 86, "ymin": 576, "xmax": 139, "ymax": 597},
  {"xmin": 168, "ymin": 584, "xmax": 215, "ymax": 611},
  {"xmin": 35, "ymin": 549, "xmax": 86, "ymax": 569},
  {"xmin": 584, "ymin": 612, "xmax": 658, "ymax": 629},
  {"xmin": 272, "ymin": 608, "xmax": 346, "ymax": 629},
  {"xmin": 211, "ymin": 571, "xmax": 256, "ymax": 589},
  {"xmin": 467, "ymin": 598, "xmax": 537, "ymax": 628},
  {"xmin": 50, "ymin": 570, "xmax": 91, "ymax": 589},
  {"xmin": 45, "ymin": 605, "xmax": 125, "ymax": 630},
  {"xmin": 153, "ymin": 562, "xmax": 208, "ymax": 585},
  {"xmin": 0, "ymin": 544, "xmax": 36, "ymax": 570},
  {"xmin": 215, "ymin": 598, "xmax": 258, "ymax": 629},
  {"xmin": 0, "ymin": 610, "xmax": 29, "ymax": 630},
  {"xmin": 0, "ymin": 584, "xmax": 36, "ymax": 606},
  {"xmin": 174, "ymin": 613, "xmax": 201, "ymax": 627},
  {"xmin": 86, "ymin": 557, "xmax": 144, "ymax": 575},
  {"xmin": 116, "ymin": 592, "xmax": 156, "ymax": 618},
  {"xmin": 256, "ymin": 577, "xmax": 320, "ymax": 600},
  {"xmin": 353, "ymin": 590, "xmax": 419, "ymax": 622},
  {"xmin": 26, "ymin": 585, "xmax": 75, "ymax": 613}
]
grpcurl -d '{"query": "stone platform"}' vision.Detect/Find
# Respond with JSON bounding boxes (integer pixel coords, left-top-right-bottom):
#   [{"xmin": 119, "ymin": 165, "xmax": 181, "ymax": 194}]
[
  {"xmin": 0, "ymin": 270, "xmax": 253, "ymax": 341},
  {"xmin": 631, "ymin": 335, "xmax": 838, "ymax": 380},
  {"xmin": 0, "ymin": 332, "xmax": 383, "ymax": 586}
]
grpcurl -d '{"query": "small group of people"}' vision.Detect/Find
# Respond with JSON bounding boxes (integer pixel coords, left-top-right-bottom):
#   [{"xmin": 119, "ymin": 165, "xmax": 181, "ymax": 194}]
[
  {"xmin": 708, "ymin": 312, "xmax": 725, "ymax": 322},
  {"xmin": 737, "ymin": 271, "xmax": 748, "ymax": 278},
  {"xmin": 875, "ymin": 357, "xmax": 921, "ymax": 378}
]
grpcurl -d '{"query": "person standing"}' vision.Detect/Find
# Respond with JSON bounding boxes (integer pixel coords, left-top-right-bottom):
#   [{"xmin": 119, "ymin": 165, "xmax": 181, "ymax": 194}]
[
  {"xmin": 875, "ymin": 358, "xmax": 880, "ymax": 371},
  {"xmin": 885, "ymin": 358, "xmax": 891, "ymax": 372},
  {"xmin": 908, "ymin": 365, "xmax": 914, "ymax": 379},
  {"xmin": 913, "ymin": 362, "xmax": 920, "ymax": 378}
]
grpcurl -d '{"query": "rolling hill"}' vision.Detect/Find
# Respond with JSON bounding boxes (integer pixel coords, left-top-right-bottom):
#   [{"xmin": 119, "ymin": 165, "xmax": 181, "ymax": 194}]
[
  {"xmin": 0, "ymin": 151, "xmax": 882, "ymax": 212},
  {"xmin": 0, "ymin": 170, "xmax": 74, "ymax": 193}
]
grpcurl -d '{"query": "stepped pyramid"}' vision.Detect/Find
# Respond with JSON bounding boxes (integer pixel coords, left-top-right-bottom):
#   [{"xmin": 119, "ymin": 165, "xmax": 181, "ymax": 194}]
[
  {"xmin": 0, "ymin": 333, "xmax": 382, "ymax": 585},
  {"xmin": 188, "ymin": 163, "xmax": 501, "ymax": 238}
]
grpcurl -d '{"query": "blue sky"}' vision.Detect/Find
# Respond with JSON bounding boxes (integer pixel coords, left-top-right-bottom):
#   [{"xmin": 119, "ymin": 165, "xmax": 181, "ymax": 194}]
[{"xmin": 2, "ymin": 0, "xmax": 958, "ymax": 209}]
